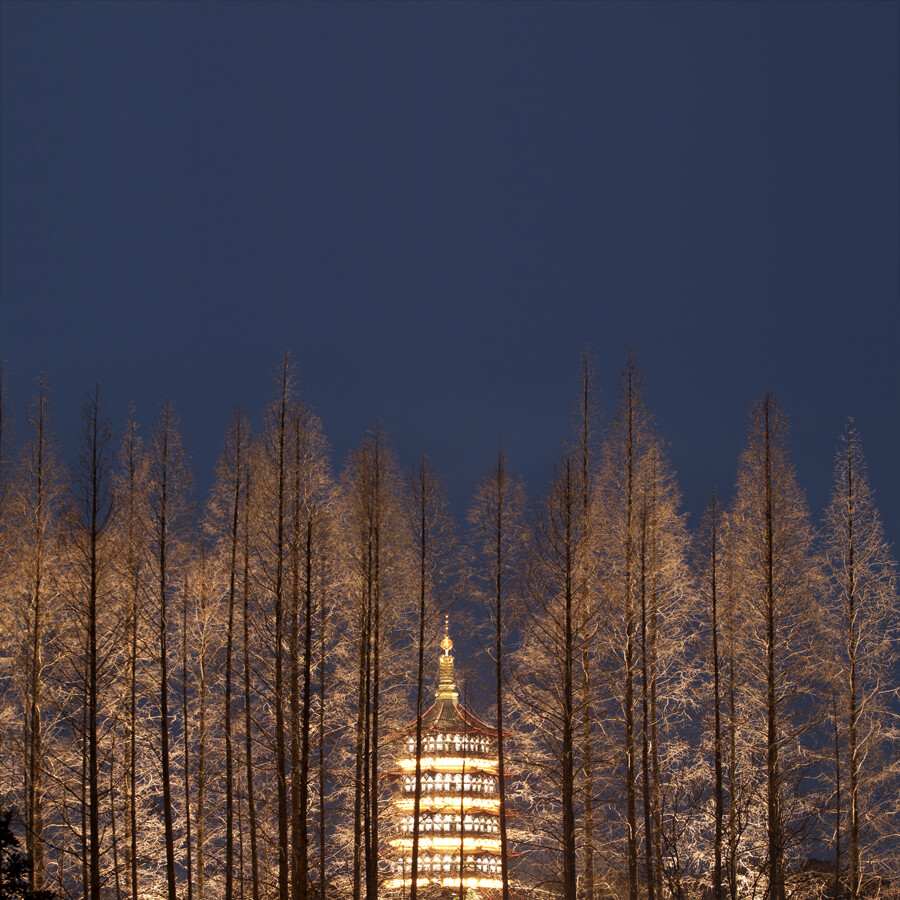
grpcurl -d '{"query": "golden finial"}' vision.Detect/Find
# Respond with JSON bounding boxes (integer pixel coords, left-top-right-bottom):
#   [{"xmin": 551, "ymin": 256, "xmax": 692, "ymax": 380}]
[
  {"xmin": 440, "ymin": 613, "xmax": 453, "ymax": 654},
  {"xmin": 436, "ymin": 614, "xmax": 458, "ymax": 701}
]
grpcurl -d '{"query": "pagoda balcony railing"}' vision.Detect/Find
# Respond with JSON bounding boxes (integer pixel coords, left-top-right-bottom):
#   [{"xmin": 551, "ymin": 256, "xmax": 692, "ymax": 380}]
[
  {"xmin": 401, "ymin": 783, "xmax": 498, "ymax": 795},
  {"xmin": 397, "ymin": 825, "xmax": 500, "ymax": 837},
  {"xmin": 391, "ymin": 861, "xmax": 503, "ymax": 878}
]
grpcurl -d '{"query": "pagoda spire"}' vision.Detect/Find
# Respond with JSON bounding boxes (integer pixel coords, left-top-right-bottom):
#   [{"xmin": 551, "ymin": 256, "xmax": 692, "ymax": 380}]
[
  {"xmin": 436, "ymin": 614, "xmax": 458, "ymax": 701},
  {"xmin": 386, "ymin": 611, "xmax": 510, "ymax": 896}
]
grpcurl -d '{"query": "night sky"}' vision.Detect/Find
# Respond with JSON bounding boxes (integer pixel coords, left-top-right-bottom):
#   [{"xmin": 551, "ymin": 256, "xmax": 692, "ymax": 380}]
[{"xmin": 2, "ymin": 1, "xmax": 898, "ymax": 548}]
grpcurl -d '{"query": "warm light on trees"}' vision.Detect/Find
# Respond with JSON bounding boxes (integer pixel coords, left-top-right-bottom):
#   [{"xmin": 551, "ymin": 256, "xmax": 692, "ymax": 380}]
[
  {"xmin": 822, "ymin": 422, "xmax": 899, "ymax": 895},
  {"xmin": 0, "ymin": 358, "xmax": 896, "ymax": 900}
]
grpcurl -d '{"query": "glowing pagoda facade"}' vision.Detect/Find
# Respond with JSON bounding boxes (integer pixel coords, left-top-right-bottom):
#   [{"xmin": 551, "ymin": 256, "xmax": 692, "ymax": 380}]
[{"xmin": 386, "ymin": 621, "xmax": 506, "ymax": 896}]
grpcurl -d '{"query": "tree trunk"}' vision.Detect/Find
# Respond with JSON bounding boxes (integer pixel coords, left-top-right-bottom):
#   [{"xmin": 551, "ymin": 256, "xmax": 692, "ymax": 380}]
[
  {"xmin": 122, "ymin": 413, "xmax": 140, "ymax": 900},
  {"xmin": 109, "ymin": 737, "xmax": 123, "ymax": 900},
  {"xmin": 24, "ymin": 386, "xmax": 50, "ymax": 892},
  {"xmin": 640, "ymin": 502, "xmax": 654, "ymax": 900},
  {"xmin": 319, "ymin": 575, "xmax": 328, "ymax": 900},
  {"xmin": 762, "ymin": 402, "xmax": 786, "ymax": 900},
  {"xmin": 274, "ymin": 370, "xmax": 290, "ymax": 900},
  {"xmin": 845, "ymin": 442, "xmax": 859, "ymax": 900},
  {"xmin": 495, "ymin": 453, "xmax": 512, "ymax": 900},
  {"xmin": 624, "ymin": 377, "xmax": 638, "ymax": 900},
  {"xmin": 290, "ymin": 425, "xmax": 303, "ymax": 900},
  {"xmin": 832, "ymin": 686, "xmax": 842, "ymax": 900},
  {"xmin": 196, "ymin": 557, "xmax": 210, "ymax": 900},
  {"xmin": 224, "ymin": 414, "xmax": 245, "ymax": 900},
  {"xmin": 85, "ymin": 390, "xmax": 104, "ymax": 900},
  {"xmin": 648, "ymin": 464, "xmax": 663, "ymax": 900},
  {"xmin": 708, "ymin": 496, "xmax": 725, "ymax": 900},
  {"xmin": 182, "ymin": 577, "xmax": 194, "ymax": 900},
  {"xmin": 727, "ymin": 595, "xmax": 739, "ymax": 900},
  {"xmin": 157, "ymin": 416, "xmax": 177, "ymax": 900},
  {"xmin": 298, "ymin": 518, "xmax": 314, "ymax": 900},
  {"xmin": 242, "ymin": 465, "xmax": 260, "ymax": 900},
  {"xmin": 368, "ymin": 509, "xmax": 381, "ymax": 900},
  {"xmin": 409, "ymin": 465, "xmax": 427, "ymax": 900},
  {"xmin": 577, "ymin": 351, "xmax": 597, "ymax": 900},
  {"xmin": 561, "ymin": 460, "xmax": 577, "ymax": 900}
]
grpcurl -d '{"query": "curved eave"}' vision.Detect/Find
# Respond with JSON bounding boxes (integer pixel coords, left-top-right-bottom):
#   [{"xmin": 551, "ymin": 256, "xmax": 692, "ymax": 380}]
[
  {"xmin": 403, "ymin": 699, "xmax": 498, "ymax": 736},
  {"xmin": 393, "ymin": 796, "xmax": 502, "ymax": 813},
  {"xmin": 387, "ymin": 764, "xmax": 500, "ymax": 778}
]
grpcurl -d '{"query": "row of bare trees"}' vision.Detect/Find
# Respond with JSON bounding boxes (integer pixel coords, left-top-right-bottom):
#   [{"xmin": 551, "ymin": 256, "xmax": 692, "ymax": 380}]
[
  {"xmin": 503, "ymin": 354, "xmax": 898, "ymax": 900},
  {"xmin": 0, "ymin": 353, "xmax": 897, "ymax": 900}
]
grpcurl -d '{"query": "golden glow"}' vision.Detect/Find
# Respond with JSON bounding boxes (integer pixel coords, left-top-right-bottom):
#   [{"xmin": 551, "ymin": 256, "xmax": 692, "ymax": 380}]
[
  {"xmin": 396, "ymin": 796, "xmax": 500, "ymax": 812},
  {"xmin": 397, "ymin": 756, "xmax": 499, "ymax": 772},
  {"xmin": 389, "ymin": 836, "xmax": 501, "ymax": 852},
  {"xmin": 384, "ymin": 877, "xmax": 504, "ymax": 891}
]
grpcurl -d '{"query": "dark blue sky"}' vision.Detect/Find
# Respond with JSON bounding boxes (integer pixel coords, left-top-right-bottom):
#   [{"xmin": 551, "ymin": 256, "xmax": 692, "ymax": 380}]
[{"xmin": 2, "ymin": 1, "xmax": 898, "ymax": 545}]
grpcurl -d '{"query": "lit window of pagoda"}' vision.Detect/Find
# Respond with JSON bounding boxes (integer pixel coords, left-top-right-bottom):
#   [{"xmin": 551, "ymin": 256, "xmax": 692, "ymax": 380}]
[{"xmin": 386, "ymin": 617, "xmax": 510, "ymax": 896}]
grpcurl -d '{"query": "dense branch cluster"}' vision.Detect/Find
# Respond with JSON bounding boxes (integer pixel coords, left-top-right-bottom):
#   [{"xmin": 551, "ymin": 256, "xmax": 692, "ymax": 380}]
[{"xmin": 0, "ymin": 353, "xmax": 896, "ymax": 900}]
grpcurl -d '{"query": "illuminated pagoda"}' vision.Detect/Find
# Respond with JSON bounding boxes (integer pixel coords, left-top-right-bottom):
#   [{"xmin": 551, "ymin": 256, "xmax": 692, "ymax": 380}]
[{"xmin": 386, "ymin": 618, "xmax": 507, "ymax": 896}]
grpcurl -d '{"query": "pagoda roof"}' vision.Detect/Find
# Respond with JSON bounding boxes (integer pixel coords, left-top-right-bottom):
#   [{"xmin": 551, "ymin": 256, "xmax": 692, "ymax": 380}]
[
  {"xmin": 401, "ymin": 615, "xmax": 498, "ymax": 737},
  {"xmin": 408, "ymin": 697, "xmax": 496, "ymax": 736}
]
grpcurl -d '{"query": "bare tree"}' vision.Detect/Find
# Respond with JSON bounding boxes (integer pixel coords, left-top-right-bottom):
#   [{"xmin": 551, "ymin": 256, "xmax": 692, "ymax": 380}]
[
  {"xmin": 823, "ymin": 422, "xmax": 899, "ymax": 896},
  {"xmin": 571, "ymin": 350, "xmax": 600, "ymax": 900},
  {"xmin": 468, "ymin": 445, "xmax": 526, "ymax": 900},
  {"xmin": 698, "ymin": 492, "xmax": 727, "ymax": 900},
  {"xmin": 209, "ymin": 412, "xmax": 247, "ymax": 897},
  {"xmin": 241, "ymin": 451, "xmax": 261, "ymax": 900},
  {"xmin": 185, "ymin": 542, "xmax": 221, "ymax": 900},
  {"xmin": 268, "ymin": 359, "xmax": 292, "ymax": 900},
  {"xmin": 636, "ymin": 440, "xmax": 692, "ymax": 897},
  {"xmin": 405, "ymin": 456, "xmax": 454, "ymax": 900},
  {"xmin": 145, "ymin": 401, "xmax": 193, "ymax": 900},
  {"xmin": 8, "ymin": 379, "xmax": 67, "ymax": 893},
  {"xmin": 180, "ymin": 574, "xmax": 195, "ymax": 900},
  {"xmin": 728, "ymin": 395, "xmax": 820, "ymax": 900},
  {"xmin": 716, "ymin": 513, "xmax": 758, "ymax": 900},
  {"xmin": 514, "ymin": 455, "xmax": 586, "ymax": 898},
  {"xmin": 70, "ymin": 385, "xmax": 115, "ymax": 900},
  {"xmin": 340, "ymin": 422, "xmax": 408, "ymax": 900},
  {"xmin": 113, "ymin": 408, "xmax": 147, "ymax": 900},
  {"xmin": 594, "ymin": 352, "xmax": 653, "ymax": 900},
  {"xmin": 209, "ymin": 410, "xmax": 250, "ymax": 900},
  {"xmin": 288, "ymin": 400, "xmax": 331, "ymax": 900}
]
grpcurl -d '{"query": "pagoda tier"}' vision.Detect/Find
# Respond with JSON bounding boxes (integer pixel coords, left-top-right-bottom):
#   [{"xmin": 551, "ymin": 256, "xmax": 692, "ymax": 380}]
[{"xmin": 385, "ymin": 619, "xmax": 508, "ymax": 895}]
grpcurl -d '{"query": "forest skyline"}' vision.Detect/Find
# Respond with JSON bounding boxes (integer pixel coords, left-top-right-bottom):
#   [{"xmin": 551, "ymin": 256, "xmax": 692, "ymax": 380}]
[
  {"xmin": 1, "ymin": 350, "xmax": 897, "ymax": 899},
  {"xmin": 0, "ymin": 347, "xmax": 896, "ymax": 557}
]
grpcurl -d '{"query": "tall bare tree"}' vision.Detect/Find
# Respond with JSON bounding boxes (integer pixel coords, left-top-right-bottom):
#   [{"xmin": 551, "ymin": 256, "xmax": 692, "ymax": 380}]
[
  {"xmin": 823, "ymin": 422, "xmax": 899, "ymax": 896},
  {"xmin": 698, "ymin": 492, "xmax": 726, "ymax": 900},
  {"xmin": 115, "ymin": 410, "xmax": 139, "ymax": 900},
  {"xmin": 9, "ymin": 379, "xmax": 67, "ymax": 893},
  {"xmin": 571, "ymin": 350, "xmax": 600, "ymax": 900},
  {"xmin": 594, "ymin": 352, "xmax": 653, "ymax": 900},
  {"xmin": 288, "ymin": 400, "xmax": 331, "ymax": 900},
  {"xmin": 405, "ymin": 456, "xmax": 454, "ymax": 900},
  {"xmin": 468, "ymin": 445, "xmax": 526, "ymax": 900},
  {"xmin": 341, "ymin": 422, "xmax": 407, "ymax": 900},
  {"xmin": 241, "ymin": 451, "xmax": 261, "ymax": 900},
  {"xmin": 728, "ymin": 395, "xmax": 820, "ymax": 900},
  {"xmin": 209, "ymin": 410, "xmax": 250, "ymax": 900},
  {"xmin": 145, "ymin": 401, "xmax": 193, "ymax": 900},
  {"xmin": 71, "ymin": 385, "xmax": 115, "ymax": 900},
  {"xmin": 515, "ymin": 455, "xmax": 586, "ymax": 898}
]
